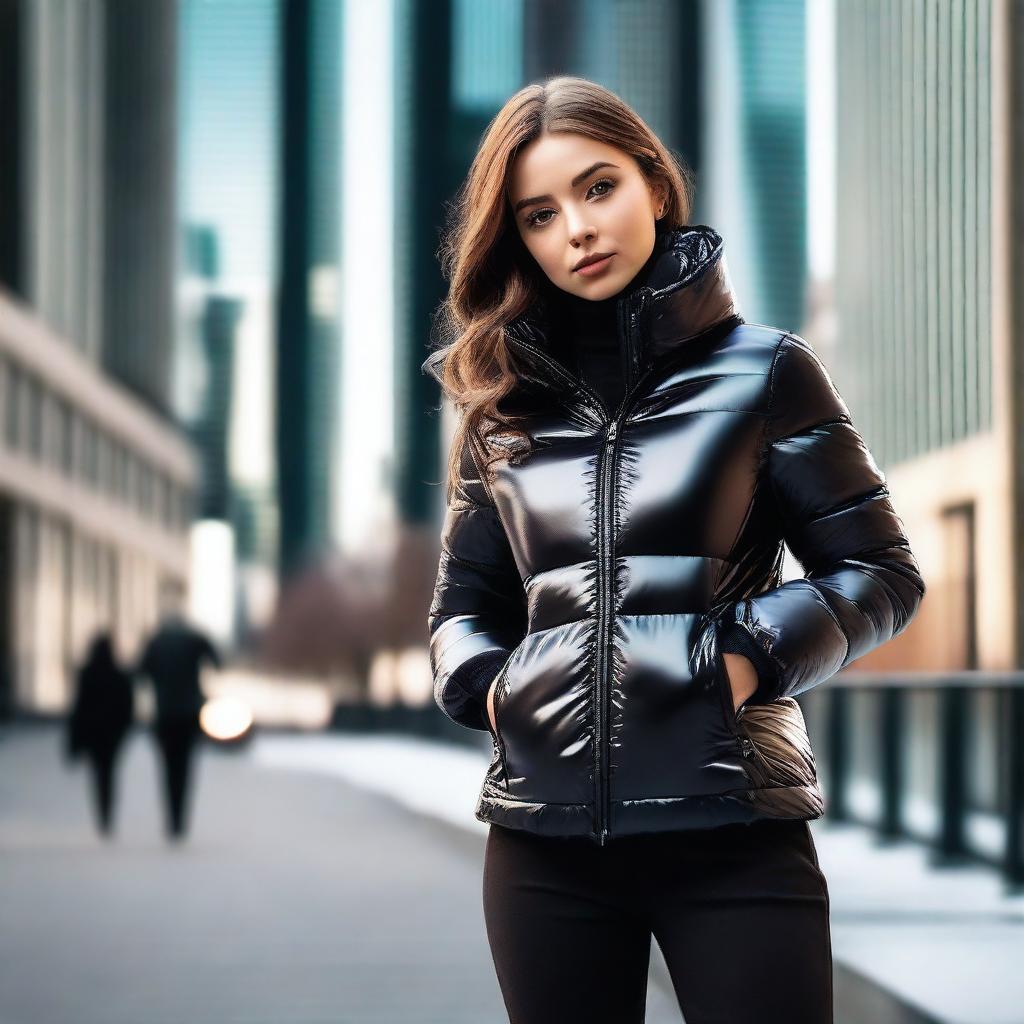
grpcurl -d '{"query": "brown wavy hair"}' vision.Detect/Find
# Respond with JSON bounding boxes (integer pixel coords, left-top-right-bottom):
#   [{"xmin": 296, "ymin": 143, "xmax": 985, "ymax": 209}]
[{"xmin": 429, "ymin": 75, "xmax": 696, "ymax": 504}]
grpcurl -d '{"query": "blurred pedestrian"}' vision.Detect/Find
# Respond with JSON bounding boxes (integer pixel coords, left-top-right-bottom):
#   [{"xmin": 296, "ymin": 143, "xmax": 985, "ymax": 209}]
[
  {"xmin": 66, "ymin": 631, "xmax": 134, "ymax": 837},
  {"xmin": 136, "ymin": 594, "xmax": 221, "ymax": 841}
]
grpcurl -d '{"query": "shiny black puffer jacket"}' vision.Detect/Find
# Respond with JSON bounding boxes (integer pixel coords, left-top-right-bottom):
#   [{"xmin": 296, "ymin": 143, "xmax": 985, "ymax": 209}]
[{"xmin": 422, "ymin": 225, "xmax": 925, "ymax": 845}]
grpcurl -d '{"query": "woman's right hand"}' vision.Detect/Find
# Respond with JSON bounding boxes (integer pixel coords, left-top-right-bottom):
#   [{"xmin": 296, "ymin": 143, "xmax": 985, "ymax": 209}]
[{"xmin": 486, "ymin": 677, "xmax": 499, "ymax": 734}]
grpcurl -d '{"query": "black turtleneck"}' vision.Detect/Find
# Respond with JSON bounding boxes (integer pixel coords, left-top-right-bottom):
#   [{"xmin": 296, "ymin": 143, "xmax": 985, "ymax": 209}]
[
  {"xmin": 551, "ymin": 290, "xmax": 625, "ymax": 412},
  {"xmin": 546, "ymin": 242, "xmax": 663, "ymax": 414}
]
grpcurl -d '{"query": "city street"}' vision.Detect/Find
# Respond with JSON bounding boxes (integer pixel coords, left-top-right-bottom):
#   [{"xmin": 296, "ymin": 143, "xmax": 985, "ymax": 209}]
[
  {"xmin": 0, "ymin": 724, "xmax": 683, "ymax": 1024},
  {"xmin": 0, "ymin": 2, "xmax": 1017, "ymax": 1023},
  {"xmin": 6, "ymin": 721, "xmax": 1024, "ymax": 1024}
]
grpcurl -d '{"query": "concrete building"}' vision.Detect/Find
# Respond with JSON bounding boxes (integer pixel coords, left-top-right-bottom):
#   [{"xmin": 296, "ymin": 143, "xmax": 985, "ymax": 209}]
[
  {"xmin": 0, "ymin": 0, "xmax": 195, "ymax": 714},
  {"xmin": 831, "ymin": 0, "xmax": 1002, "ymax": 676},
  {"xmin": 276, "ymin": 0, "xmax": 343, "ymax": 578},
  {"xmin": 0, "ymin": 296, "xmax": 195, "ymax": 714}
]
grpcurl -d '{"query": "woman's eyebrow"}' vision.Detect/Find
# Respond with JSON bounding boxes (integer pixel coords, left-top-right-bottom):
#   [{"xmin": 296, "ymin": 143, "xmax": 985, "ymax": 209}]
[{"xmin": 512, "ymin": 161, "xmax": 620, "ymax": 214}]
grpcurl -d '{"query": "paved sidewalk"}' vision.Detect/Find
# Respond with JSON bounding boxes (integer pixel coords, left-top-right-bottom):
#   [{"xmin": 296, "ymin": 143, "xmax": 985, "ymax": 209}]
[
  {"xmin": 0, "ymin": 724, "xmax": 683, "ymax": 1024},
  {"xmin": 252, "ymin": 731, "xmax": 1024, "ymax": 1024},
  {"xmin": 5, "ymin": 722, "xmax": 1023, "ymax": 1024}
]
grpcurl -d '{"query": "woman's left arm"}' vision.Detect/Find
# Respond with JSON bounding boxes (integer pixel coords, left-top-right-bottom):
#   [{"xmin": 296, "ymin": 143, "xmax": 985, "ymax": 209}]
[{"xmin": 716, "ymin": 333, "xmax": 927, "ymax": 705}]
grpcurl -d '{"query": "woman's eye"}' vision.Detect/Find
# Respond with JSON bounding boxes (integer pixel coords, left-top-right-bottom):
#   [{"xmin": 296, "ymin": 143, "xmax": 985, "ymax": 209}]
[{"xmin": 525, "ymin": 179, "xmax": 616, "ymax": 229}]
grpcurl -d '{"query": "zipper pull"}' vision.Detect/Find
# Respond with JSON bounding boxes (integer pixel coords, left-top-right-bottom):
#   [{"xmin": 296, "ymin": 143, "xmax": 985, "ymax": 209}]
[{"xmin": 606, "ymin": 421, "xmax": 618, "ymax": 444}]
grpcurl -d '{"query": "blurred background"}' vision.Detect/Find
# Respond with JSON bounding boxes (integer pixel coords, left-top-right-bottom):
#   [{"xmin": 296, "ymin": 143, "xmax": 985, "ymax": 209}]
[{"xmin": 1, "ymin": 1, "xmax": 1022, "ymax": 1022}]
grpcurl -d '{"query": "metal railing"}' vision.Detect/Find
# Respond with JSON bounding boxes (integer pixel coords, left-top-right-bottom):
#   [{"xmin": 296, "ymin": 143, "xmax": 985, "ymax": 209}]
[
  {"xmin": 326, "ymin": 670, "xmax": 1024, "ymax": 891},
  {"xmin": 803, "ymin": 671, "xmax": 1024, "ymax": 892}
]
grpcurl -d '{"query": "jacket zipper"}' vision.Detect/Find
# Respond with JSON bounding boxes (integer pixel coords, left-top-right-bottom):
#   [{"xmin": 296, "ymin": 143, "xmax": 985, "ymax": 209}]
[
  {"xmin": 594, "ymin": 291, "xmax": 653, "ymax": 844},
  {"xmin": 596, "ymin": 417, "xmax": 617, "ymax": 844},
  {"xmin": 506, "ymin": 290, "xmax": 654, "ymax": 846}
]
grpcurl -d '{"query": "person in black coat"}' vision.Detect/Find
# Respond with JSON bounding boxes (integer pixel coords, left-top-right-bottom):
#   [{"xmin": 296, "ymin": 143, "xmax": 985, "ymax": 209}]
[
  {"xmin": 66, "ymin": 631, "xmax": 134, "ymax": 837},
  {"xmin": 420, "ymin": 76, "xmax": 926, "ymax": 1023},
  {"xmin": 135, "ymin": 610, "xmax": 221, "ymax": 840}
]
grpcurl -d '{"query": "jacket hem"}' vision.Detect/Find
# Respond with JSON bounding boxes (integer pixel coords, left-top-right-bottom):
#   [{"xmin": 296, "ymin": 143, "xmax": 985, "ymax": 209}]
[
  {"xmin": 476, "ymin": 784, "xmax": 824, "ymax": 841},
  {"xmin": 475, "ymin": 790, "xmax": 595, "ymax": 837}
]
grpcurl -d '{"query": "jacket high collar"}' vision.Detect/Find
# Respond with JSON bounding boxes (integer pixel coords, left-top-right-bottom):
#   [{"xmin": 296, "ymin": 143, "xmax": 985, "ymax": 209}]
[
  {"xmin": 420, "ymin": 224, "xmax": 743, "ymax": 397},
  {"xmin": 504, "ymin": 224, "xmax": 743, "ymax": 394}
]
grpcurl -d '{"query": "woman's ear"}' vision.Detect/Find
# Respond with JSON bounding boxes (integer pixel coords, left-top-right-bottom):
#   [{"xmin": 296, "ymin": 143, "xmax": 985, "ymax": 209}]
[{"xmin": 652, "ymin": 181, "xmax": 669, "ymax": 219}]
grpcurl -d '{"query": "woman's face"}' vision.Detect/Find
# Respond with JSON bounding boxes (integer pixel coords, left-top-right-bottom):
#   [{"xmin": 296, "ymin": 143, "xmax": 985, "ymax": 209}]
[{"xmin": 507, "ymin": 131, "xmax": 667, "ymax": 301}]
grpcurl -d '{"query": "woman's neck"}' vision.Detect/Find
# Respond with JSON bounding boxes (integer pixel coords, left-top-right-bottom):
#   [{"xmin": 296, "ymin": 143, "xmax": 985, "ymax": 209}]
[
  {"xmin": 545, "ymin": 242, "xmax": 663, "ymax": 410},
  {"xmin": 552, "ymin": 241, "xmax": 662, "ymax": 338},
  {"xmin": 552, "ymin": 242, "xmax": 661, "ymax": 345}
]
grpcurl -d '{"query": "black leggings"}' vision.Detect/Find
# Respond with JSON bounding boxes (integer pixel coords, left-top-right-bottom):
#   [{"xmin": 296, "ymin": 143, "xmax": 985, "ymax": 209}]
[{"xmin": 482, "ymin": 818, "xmax": 832, "ymax": 1024}]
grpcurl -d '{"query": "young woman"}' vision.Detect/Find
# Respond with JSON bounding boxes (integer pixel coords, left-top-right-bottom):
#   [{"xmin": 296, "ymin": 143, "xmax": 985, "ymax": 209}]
[
  {"xmin": 66, "ymin": 631, "xmax": 135, "ymax": 837},
  {"xmin": 422, "ymin": 76, "xmax": 925, "ymax": 1024}
]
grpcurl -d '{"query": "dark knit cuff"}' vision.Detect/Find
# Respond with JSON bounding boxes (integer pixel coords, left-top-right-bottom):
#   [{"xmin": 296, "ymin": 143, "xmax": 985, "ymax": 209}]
[
  {"xmin": 456, "ymin": 650, "xmax": 511, "ymax": 731},
  {"xmin": 718, "ymin": 623, "xmax": 781, "ymax": 704}
]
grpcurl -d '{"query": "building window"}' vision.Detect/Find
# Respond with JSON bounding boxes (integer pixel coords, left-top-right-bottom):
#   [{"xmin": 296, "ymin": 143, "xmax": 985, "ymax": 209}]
[
  {"xmin": 157, "ymin": 475, "xmax": 168, "ymax": 530},
  {"xmin": 138, "ymin": 463, "xmax": 153, "ymax": 518},
  {"xmin": 55, "ymin": 397, "xmax": 73, "ymax": 475},
  {"xmin": 24, "ymin": 375, "xmax": 43, "ymax": 459},
  {"xmin": 123, "ymin": 452, "xmax": 136, "ymax": 509},
  {"xmin": 96, "ymin": 433, "xmax": 110, "ymax": 495},
  {"xmin": 0, "ymin": 356, "xmax": 7, "ymax": 449},
  {"xmin": 109, "ymin": 441, "xmax": 123, "ymax": 500},
  {"xmin": 5, "ymin": 363, "xmax": 21, "ymax": 449},
  {"xmin": 81, "ymin": 421, "xmax": 98, "ymax": 485}
]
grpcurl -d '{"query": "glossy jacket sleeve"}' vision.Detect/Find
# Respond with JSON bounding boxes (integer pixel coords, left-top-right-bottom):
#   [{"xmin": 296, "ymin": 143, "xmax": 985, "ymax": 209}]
[
  {"xmin": 719, "ymin": 333, "xmax": 926, "ymax": 703},
  {"xmin": 427, "ymin": 437, "xmax": 527, "ymax": 731}
]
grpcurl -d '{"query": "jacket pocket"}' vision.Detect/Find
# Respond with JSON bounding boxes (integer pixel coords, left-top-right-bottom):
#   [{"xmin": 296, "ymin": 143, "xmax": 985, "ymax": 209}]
[
  {"xmin": 736, "ymin": 698, "xmax": 826, "ymax": 817},
  {"xmin": 484, "ymin": 657, "xmax": 513, "ymax": 788},
  {"xmin": 709, "ymin": 619, "xmax": 741, "ymax": 736}
]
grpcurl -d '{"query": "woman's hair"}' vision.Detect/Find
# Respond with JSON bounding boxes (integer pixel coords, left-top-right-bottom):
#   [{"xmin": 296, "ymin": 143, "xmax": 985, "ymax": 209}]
[
  {"xmin": 85, "ymin": 631, "xmax": 114, "ymax": 669},
  {"xmin": 430, "ymin": 75, "xmax": 695, "ymax": 504}
]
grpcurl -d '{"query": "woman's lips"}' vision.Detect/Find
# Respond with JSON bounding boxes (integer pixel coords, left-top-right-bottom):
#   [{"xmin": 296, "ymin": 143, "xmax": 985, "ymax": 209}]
[{"xmin": 574, "ymin": 253, "xmax": 615, "ymax": 277}]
